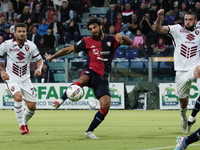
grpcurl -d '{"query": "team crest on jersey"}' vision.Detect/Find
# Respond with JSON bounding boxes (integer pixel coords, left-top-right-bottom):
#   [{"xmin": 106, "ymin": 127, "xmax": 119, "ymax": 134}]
[
  {"xmin": 195, "ymin": 30, "xmax": 199, "ymax": 35},
  {"xmin": 10, "ymin": 86, "xmax": 15, "ymax": 92},
  {"xmin": 24, "ymin": 45, "xmax": 30, "ymax": 51},
  {"xmin": 107, "ymin": 42, "xmax": 111, "ymax": 47}
]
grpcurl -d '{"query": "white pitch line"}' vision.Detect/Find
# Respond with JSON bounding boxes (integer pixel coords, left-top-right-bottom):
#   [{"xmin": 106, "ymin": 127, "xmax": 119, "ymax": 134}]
[{"xmin": 140, "ymin": 143, "xmax": 200, "ymax": 150}]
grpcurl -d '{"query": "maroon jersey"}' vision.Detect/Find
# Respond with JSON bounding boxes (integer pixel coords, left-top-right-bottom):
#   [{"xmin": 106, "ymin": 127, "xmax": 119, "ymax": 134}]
[{"xmin": 74, "ymin": 34, "xmax": 119, "ymax": 77}]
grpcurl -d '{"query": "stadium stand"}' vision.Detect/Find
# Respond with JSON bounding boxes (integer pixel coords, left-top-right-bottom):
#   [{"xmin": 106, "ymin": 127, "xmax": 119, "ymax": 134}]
[
  {"xmin": 165, "ymin": 15, "xmax": 176, "ymax": 24},
  {"xmin": 114, "ymin": 49, "xmax": 124, "ymax": 58},
  {"xmin": 125, "ymin": 49, "xmax": 138, "ymax": 59}
]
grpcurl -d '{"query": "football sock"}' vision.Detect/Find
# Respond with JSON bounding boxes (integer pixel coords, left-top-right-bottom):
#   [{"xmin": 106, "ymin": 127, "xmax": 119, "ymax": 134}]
[
  {"xmin": 14, "ymin": 101, "xmax": 24, "ymax": 127},
  {"xmin": 86, "ymin": 108, "xmax": 108, "ymax": 132},
  {"xmin": 185, "ymin": 128, "xmax": 200, "ymax": 145},
  {"xmin": 61, "ymin": 82, "xmax": 81, "ymax": 101},
  {"xmin": 191, "ymin": 96, "xmax": 200, "ymax": 118},
  {"xmin": 180, "ymin": 107, "xmax": 187, "ymax": 121},
  {"xmin": 24, "ymin": 107, "xmax": 35, "ymax": 125},
  {"xmin": 61, "ymin": 90, "xmax": 67, "ymax": 101}
]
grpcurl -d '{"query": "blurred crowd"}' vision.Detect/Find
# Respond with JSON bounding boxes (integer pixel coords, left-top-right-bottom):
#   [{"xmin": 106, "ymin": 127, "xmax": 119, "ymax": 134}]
[
  {"xmin": 105, "ymin": 0, "xmax": 200, "ymax": 57},
  {"xmin": 0, "ymin": 0, "xmax": 89, "ymax": 57},
  {"xmin": 0, "ymin": 0, "xmax": 199, "ymax": 59}
]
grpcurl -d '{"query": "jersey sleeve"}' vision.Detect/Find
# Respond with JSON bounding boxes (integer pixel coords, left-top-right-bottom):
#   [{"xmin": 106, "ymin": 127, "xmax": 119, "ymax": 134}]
[
  {"xmin": 168, "ymin": 24, "xmax": 181, "ymax": 36},
  {"xmin": 32, "ymin": 44, "xmax": 42, "ymax": 60},
  {"xmin": 74, "ymin": 39, "xmax": 86, "ymax": 53},
  {"xmin": 0, "ymin": 42, "xmax": 7, "ymax": 56}
]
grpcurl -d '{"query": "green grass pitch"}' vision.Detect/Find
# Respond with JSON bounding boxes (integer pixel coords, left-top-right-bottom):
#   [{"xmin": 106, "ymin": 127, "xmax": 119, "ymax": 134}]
[{"xmin": 0, "ymin": 110, "xmax": 199, "ymax": 150}]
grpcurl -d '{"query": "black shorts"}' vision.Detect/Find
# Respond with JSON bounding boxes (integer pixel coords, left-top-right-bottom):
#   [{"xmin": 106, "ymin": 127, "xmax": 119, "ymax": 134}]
[{"xmin": 81, "ymin": 68, "xmax": 110, "ymax": 100}]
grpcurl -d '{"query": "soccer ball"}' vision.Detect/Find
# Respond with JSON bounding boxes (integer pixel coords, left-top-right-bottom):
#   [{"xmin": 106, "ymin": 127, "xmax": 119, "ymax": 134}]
[{"xmin": 66, "ymin": 85, "xmax": 83, "ymax": 101}]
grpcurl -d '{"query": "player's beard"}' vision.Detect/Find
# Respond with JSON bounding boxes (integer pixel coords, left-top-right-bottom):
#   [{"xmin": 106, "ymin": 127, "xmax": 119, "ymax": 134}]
[
  {"xmin": 92, "ymin": 28, "xmax": 103, "ymax": 40},
  {"xmin": 16, "ymin": 35, "xmax": 25, "ymax": 44},
  {"xmin": 185, "ymin": 24, "xmax": 195, "ymax": 31}
]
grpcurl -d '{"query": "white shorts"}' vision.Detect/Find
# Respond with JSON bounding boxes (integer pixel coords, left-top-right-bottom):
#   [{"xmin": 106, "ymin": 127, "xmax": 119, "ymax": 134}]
[
  {"xmin": 176, "ymin": 66, "xmax": 197, "ymax": 98},
  {"xmin": 5, "ymin": 81, "xmax": 36, "ymax": 102}
]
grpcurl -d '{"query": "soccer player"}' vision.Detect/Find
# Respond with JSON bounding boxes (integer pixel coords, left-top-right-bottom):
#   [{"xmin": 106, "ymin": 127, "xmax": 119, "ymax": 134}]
[
  {"xmin": 45, "ymin": 17, "xmax": 133, "ymax": 139},
  {"xmin": 0, "ymin": 23, "xmax": 43, "ymax": 135},
  {"xmin": 155, "ymin": 9, "xmax": 200, "ymax": 134},
  {"xmin": 174, "ymin": 130, "xmax": 200, "ymax": 150}
]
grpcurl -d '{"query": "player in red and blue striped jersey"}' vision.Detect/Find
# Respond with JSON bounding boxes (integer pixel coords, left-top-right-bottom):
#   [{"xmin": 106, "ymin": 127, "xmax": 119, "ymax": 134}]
[{"xmin": 45, "ymin": 17, "xmax": 133, "ymax": 139}]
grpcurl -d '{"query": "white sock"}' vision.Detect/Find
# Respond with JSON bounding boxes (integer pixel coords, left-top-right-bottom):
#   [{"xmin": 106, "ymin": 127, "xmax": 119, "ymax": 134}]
[
  {"xmin": 180, "ymin": 107, "xmax": 187, "ymax": 121},
  {"xmin": 14, "ymin": 101, "xmax": 24, "ymax": 127},
  {"xmin": 24, "ymin": 107, "xmax": 35, "ymax": 125},
  {"xmin": 189, "ymin": 115, "xmax": 195, "ymax": 122}
]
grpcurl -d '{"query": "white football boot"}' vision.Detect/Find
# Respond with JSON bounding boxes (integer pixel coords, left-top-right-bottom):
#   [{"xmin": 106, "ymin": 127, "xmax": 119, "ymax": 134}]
[
  {"xmin": 188, "ymin": 118, "xmax": 196, "ymax": 133},
  {"xmin": 85, "ymin": 131, "xmax": 99, "ymax": 139},
  {"xmin": 181, "ymin": 119, "xmax": 188, "ymax": 134}
]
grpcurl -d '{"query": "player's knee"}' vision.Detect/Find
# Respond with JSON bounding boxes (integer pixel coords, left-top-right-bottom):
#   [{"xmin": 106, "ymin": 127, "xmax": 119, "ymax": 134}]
[
  {"xmin": 180, "ymin": 103, "xmax": 187, "ymax": 109},
  {"xmin": 100, "ymin": 96, "xmax": 111, "ymax": 111},
  {"xmin": 27, "ymin": 104, "xmax": 36, "ymax": 111},
  {"xmin": 13, "ymin": 93, "xmax": 22, "ymax": 102},
  {"xmin": 77, "ymin": 75, "xmax": 90, "ymax": 87},
  {"xmin": 179, "ymin": 98, "xmax": 188, "ymax": 109}
]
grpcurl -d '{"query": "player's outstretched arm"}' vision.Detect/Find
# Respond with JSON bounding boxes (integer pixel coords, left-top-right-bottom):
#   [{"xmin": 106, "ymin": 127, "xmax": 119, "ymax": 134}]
[
  {"xmin": 45, "ymin": 45, "xmax": 75, "ymax": 62},
  {"xmin": 115, "ymin": 33, "xmax": 133, "ymax": 45},
  {"xmin": 34, "ymin": 59, "xmax": 43, "ymax": 76},
  {"xmin": 0, "ymin": 66, "xmax": 9, "ymax": 80},
  {"xmin": 154, "ymin": 9, "xmax": 169, "ymax": 34}
]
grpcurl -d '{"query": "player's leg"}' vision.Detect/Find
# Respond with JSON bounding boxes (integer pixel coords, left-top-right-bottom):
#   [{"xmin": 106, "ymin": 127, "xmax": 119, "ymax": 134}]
[
  {"xmin": 85, "ymin": 95, "xmax": 111, "ymax": 139},
  {"xmin": 176, "ymin": 71, "xmax": 192, "ymax": 134},
  {"xmin": 61, "ymin": 75, "xmax": 89, "ymax": 100},
  {"xmin": 53, "ymin": 69, "xmax": 90, "ymax": 109},
  {"xmin": 188, "ymin": 95, "xmax": 199, "ymax": 132},
  {"xmin": 179, "ymin": 96, "xmax": 189, "ymax": 120},
  {"xmin": 13, "ymin": 91, "xmax": 27, "ymax": 134},
  {"xmin": 179, "ymin": 96, "xmax": 189, "ymax": 134},
  {"xmin": 187, "ymin": 66, "xmax": 200, "ymax": 132},
  {"xmin": 85, "ymin": 81, "xmax": 111, "ymax": 139},
  {"xmin": 24, "ymin": 100, "xmax": 36, "ymax": 134},
  {"xmin": 175, "ymin": 128, "xmax": 200, "ymax": 150},
  {"xmin": 21, "ymin": 82, "xmax": 36, "ymax": 134},
  {"xmin": 6, "ymin": 82, "xmax": 26, "ymax": 134}
]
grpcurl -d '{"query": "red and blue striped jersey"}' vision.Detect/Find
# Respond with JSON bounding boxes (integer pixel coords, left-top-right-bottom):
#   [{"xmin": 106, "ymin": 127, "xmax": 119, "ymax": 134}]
[{"xmin": 74, "ymin": 34, "xmax": 119, "ymax": 77}]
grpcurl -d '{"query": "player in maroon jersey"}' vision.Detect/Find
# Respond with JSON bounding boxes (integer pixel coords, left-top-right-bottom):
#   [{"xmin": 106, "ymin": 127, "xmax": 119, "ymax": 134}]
[{"xmin": 45, "ymin": 17, "xmax": 132, "ymax": 139}]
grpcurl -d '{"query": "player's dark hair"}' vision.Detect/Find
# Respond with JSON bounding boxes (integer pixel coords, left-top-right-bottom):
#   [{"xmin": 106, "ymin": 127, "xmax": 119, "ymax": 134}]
[
  {"xmin": 185, "ymin": 11, "xmax": 197, "ymax": 20},
  {"xmin": 86, "ymin": 17, "xmax": 103, "ymax": 29},
  {"xmin": 14, "ymin": 23, "xmax": 27, "ymax": 32}
]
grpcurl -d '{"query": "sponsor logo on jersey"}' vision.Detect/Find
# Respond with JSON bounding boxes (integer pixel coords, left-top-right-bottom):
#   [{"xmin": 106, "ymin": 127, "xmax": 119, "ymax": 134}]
[
  {"xmin": 186, "ymin": 34, "xmax": 195, "ymax": 41},
  {"xmin": 16, "ymin": 52, "xmax": 25, "ymax": 61},
  {"xmin": 10, "ymin": 48, "xmax": 20, "ymax": 52},
  {"xmin": 97, "ymin": 56, "xmax": 108, "ymax": 61},
  {"xmin": 93, "ymin": 49, "xmax": 99, "ymax": 55},
  {"xmin": 180, "ymin": 30, "xmax": 190, "ymax": 33},
  {"xmin": 91, "ymin": 45, "xmax": 95, "ymax": 48},
  {"xmin": 101, "ymin": 51, "xmax": 110, "ymax": 55}
]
